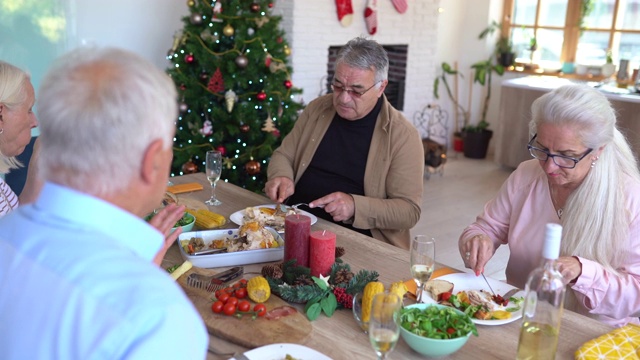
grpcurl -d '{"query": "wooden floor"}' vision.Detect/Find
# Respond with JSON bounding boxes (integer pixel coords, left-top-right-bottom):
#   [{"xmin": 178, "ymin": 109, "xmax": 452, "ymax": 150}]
[{"xmin": 410, "ymin": 152, "xmax": 514, "ymax": 280}]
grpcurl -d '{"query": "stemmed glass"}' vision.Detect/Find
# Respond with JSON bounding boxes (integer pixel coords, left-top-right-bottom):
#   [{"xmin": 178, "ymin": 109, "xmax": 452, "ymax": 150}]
[
  {"xmin": 368, "ymin": 292, "xmax": 401, "ymax": 360},
  {"xmin": 410, "ymin": 234, "xmax": 436, "ymax": 303},
  {"xmin": 205, "ymin": 150, "xmax": 223, "ymax": 206}
]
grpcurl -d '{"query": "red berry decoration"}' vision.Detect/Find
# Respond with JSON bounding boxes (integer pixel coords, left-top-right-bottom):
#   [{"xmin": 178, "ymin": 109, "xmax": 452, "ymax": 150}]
[
  {"xmin": 240, "ymin": 124, "xmax": 250, "ymax": 133},
  {"xmin": 185, "ymin": 54, "xmax": 195, "ymax": 64},
  {"xmin": 333, "ymin": 287, "xmax": 354, "ymax": 309},
  {"xmin": 216, "ymin": 145, "xmax": 227, "ymax": 156},
  {"xmin": 245, "ymin": 160, "xmax": 261, "ymax": 175},
  {"xmin": 283, "ymin": 80, "xmax": 292, "ymax": 89},
  {"xmin": 256, "ymin": 91, "xmax": 267, "ymax": 101}
]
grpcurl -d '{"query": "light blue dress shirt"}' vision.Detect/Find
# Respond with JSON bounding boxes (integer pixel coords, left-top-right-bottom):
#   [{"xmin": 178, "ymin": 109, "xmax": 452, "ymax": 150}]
[{"xmin": 0, "ymin": 182, "xmax": 208, "ymax": 359}]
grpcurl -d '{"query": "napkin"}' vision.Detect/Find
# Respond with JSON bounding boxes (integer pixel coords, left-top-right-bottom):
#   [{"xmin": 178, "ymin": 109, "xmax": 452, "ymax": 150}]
[
  {"xmin": 167, "ymin": 183, "xmax": 204, "ymax": 194},
  {"xmin": 404, "ymin": 267, "xmax": 459, "ymax": 297},
  {"xmin": 575, "ymin": 324, "xmax": 640, "ymax": 360}
]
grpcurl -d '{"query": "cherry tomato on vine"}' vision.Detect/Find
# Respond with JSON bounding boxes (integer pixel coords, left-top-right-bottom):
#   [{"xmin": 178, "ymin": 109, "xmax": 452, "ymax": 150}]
[
  {"xmin": 239, "ymin": 279, "xmax": 248, "ymax": 286},
  {"xmin": 224, "ymin": 287, "xmax": 235, "ymax": 294},
  {"xmin": 223, "ymin": 302, "xmax": 237, "ymax": 316},
  {"xmin": 226, "ymin": 297, "xmax": 238, "ymax": 306},
  {"xmin": 237, "ymin": 300, "xmax": 251, "ymax": 312},
  {"xmin": 254, "ymin": 304, "xmax": 267, "ymax": 317},
  {"xmin": 235, "ymin": 288, "xmax": 247, "ymax": 299},
  {"xmin": 211, "ymin": 300, "xmax": 224, "ymax": 314},
  {"xmin": 217, "ymin": 292, "xmax": 230, "ymax": 304},
  {"xmin": 214, "ymin": 289, "xmax": 223, "ymax": 298}
]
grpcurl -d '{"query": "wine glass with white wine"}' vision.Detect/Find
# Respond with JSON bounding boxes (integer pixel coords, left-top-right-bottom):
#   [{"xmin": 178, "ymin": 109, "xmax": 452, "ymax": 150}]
[
  {"xmin": 368, "ymin": 292, "xmax": 401, "ymax": 360},
  {"xmin": 410, "ymin": 235, "xmax": 436, "ymax": 303},
  {"xmin": 205, "ymin": 150, "xmax": 223, "ymax": 206}
]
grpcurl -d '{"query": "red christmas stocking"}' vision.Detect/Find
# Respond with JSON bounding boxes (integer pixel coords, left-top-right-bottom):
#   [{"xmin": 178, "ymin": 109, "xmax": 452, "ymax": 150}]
[
  {"xmin": 335, "ymin": 0, "xmax": 353, "ymax": 27},
  {"xmin": 364, "ymin": 0, "xmax": 377, "ymax": 35},
  {"xmin": 391, "ymin": 0, "xmax": 407, "ymax": 14}
]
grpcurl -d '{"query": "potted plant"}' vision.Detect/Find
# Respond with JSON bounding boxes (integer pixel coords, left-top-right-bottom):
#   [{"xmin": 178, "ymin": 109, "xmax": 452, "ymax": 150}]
[
  {"xmin": 433, "ymin": 62, "xmax": 469, "ymax": 152},
  {"xmin": 462, "ymin": 21, "xmax": 507, "ymax": 159}
]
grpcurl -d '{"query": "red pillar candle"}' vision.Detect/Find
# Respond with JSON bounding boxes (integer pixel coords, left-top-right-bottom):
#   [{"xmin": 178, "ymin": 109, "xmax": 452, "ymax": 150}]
[
  {"xmin": 284, "ymin": 214, "xmax": 311, "ymax": 267},
  {"xmin": 309, "ymin": 230, "xmax": 336, "ymax": 277}
]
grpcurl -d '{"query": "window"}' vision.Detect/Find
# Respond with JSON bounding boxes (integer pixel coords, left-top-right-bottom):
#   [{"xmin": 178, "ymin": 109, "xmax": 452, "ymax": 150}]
[{"xmin": 502, "ymin": 0, "xmax": 640, "ymax": 73}]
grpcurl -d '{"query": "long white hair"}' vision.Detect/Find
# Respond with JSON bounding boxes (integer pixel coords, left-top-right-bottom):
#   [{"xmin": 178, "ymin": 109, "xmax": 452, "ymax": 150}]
[
  {"xmin": 530, "ymin": 84, "xmax": 640, "ymax": 273},
  {"xmin": 37, "ymin": 47, "xmax": 177, "ymax": 196},
  {"xmin": 0, "ymin": 61, "xmax": 30, "ymax": 173}
]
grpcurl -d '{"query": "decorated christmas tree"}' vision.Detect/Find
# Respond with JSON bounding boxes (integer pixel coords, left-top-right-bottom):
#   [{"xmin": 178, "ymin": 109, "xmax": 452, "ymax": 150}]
[{"xmin": 167, "ymin": 0, "xmax": 304, "ymax": 192}]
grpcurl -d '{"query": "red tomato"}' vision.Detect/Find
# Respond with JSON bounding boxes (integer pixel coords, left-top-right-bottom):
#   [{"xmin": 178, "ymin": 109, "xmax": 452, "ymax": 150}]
[
  {"xmin": 254, "ymin": 303, "xmax": 267, "ymax": 317},
  {"xmin": 239, "ymin": 279, "xmax": 248, "ymax": 286},
  {"xmin": 237, "ymin": 300, "xmax": 251, "ymax": 312},
  {"xmin": 224, "ymin": 287, "xmax": 235, "ymax": 294},
  {"xmin": 446, "ymin": 328, "xmax": 455, "ymax": 335},
  {"xmin": 235, "ymin": 288, "xmax": 247, "ymax": 299},
  {"xmin": 211, "ymin": 301, "xmax": 224, "ymax": 314},
  {"xmin": 233, "ymin": 282, "xmax": 242, "ymax": 289},
  {"xmin": 439, "ymin": 292, "xmax": 452, "ymax": 302},
  {"xmin": 226, "ymin": 297, "xmax": 238, "ymax": 306},
  {"xmin": 223, "ymin": 302, "xmax": 237, "ymax": 316},
  {"xmin": 214, "ymin": 289, "xmax": 223, "ymax": 298},
  {"xmin": 218, "ymin": 292, "xmax": 231, "ymax": 304}
]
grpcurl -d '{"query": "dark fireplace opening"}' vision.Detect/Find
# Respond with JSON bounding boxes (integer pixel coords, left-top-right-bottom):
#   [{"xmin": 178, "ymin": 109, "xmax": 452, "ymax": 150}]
[{"xmin": 326, "ymin": 44, "xmax": 407, "ymax": 111}]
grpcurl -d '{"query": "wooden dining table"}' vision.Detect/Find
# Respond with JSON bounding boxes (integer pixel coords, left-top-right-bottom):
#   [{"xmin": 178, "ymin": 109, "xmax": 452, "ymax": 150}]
[{"xmin": 162, "ymin": 173, "xmax": 613, "ymax": 360}]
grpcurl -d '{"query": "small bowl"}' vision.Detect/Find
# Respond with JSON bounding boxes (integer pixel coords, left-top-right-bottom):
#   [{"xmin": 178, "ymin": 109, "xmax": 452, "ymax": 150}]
[
  {"xmin": 171, "ymin": 212, "xmax": 195, "ymax": 234},
  {"xmin": 399, "ymin": 304, "xmax": 474, "ymax": 357}
]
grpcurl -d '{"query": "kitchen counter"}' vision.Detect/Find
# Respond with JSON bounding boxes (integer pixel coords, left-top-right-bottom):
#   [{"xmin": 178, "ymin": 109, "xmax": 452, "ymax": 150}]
[{"xmin": 495, "ymin": 76, "xmax": 640, "ymax": 168}]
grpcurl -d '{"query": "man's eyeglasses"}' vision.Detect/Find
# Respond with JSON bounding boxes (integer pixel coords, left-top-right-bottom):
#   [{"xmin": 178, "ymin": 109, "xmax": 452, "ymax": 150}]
[
  {"xmin": 527, "ymin": 134, "xmax": 593, "ymax": 169},
  {"xmin": 330, "ymin": 80, "xmax": 381, "ymax": 98}
]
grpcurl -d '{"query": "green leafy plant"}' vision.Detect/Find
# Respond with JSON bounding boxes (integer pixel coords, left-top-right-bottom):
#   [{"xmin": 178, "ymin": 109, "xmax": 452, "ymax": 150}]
[{"xmin": 433, "ymin": 62, "xmax": 470, "ymax": 131}]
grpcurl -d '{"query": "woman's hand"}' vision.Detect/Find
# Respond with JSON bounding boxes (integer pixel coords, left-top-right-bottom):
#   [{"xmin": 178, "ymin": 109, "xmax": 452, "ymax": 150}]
[
  {"xmin": 460, "ymin": 234, "xmax": 495, "ymax": 276},
  {"xmin": 557, "ymin": 256, "xmax": 582, "ymax": 284},
  {"xmin": 149, "ymin": 203, "xmax": 185, "ymax": 266}
]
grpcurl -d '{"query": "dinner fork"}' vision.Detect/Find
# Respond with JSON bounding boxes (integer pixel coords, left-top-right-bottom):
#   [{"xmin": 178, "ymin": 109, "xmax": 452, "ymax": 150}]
[
  {"xmin": 290, "ymin": 202, "xmax": 324, "ymax": 210},
  {"xmin": 186, "ymin": 266, "xmax": 243, "ymax": 292}
]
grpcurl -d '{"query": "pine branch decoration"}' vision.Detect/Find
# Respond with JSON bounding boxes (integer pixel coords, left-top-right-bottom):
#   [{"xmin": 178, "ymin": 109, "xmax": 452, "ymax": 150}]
[{"xmin": 346, "ymin": 269, "xmax": 380, "ymax": 295}]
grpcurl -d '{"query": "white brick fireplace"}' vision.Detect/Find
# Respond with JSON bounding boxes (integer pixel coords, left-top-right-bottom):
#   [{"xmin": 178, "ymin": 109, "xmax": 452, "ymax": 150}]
[{"xmin": 273, "ymin": 0, "xmax": 439, "ymax": 132}]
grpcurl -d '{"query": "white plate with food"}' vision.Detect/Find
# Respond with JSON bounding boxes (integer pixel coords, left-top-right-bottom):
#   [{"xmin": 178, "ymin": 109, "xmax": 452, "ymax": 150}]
[
  {"xmin": 230, "ymin": 343, "xmax": 332, "ymax": 360},
  {"xmin": 229, "ymin": 204, "xmax": 318, "ymax": 232},
  {"xmin": 423, "ymin": 272, "xmax": 525, "ymax": 326}
]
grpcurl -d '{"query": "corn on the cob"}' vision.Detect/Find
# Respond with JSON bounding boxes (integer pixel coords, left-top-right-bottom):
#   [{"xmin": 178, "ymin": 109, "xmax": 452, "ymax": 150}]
[
  {"xmin": 170, "ymin": 260, "xmax": 192, "ymax": 281},
  {"xmin": 186, "ymin": 209, "xmax": 226, "ymax": 229}
]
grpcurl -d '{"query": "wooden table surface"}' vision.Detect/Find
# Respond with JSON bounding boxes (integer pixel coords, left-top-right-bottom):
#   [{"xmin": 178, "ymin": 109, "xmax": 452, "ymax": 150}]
[{"xmin": 162, "ymin": 173, "xmax": 613, "ymax": 360}]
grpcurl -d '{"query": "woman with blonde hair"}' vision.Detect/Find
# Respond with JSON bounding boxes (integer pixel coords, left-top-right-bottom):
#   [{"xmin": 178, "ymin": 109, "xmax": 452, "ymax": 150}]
[
  {"xmin": 459, "ymin": 84, "xmax": 640, "ymax": 327},
  {"xmin": 0, "ymin": 60, "xmax": 40, "ymax": 216}
]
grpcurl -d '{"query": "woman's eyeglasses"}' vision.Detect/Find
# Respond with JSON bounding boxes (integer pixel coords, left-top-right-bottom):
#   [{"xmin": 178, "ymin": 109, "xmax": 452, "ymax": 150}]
[
  {"xmin": 527, "ymin": 134, "xmax": 593, "ymax": 169},
  {"xmin": 330, "ymin": 80, "xmax": 381, "ymax": 98}
]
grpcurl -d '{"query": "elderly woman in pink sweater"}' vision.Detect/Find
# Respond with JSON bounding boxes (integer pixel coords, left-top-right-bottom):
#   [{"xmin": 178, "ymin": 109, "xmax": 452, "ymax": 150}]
[{"xmin": 459, "ymin": 84, "xmax": 640, "ymax": 327}]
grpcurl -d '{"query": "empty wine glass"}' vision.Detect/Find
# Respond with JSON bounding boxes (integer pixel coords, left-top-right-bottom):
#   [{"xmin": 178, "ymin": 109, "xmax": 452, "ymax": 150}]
[
  {"xmin": 410, "ymin": 234, "xmax": 436, "ymax": 303},
  {"xmin": 205, "ymin": 150, "xmax": 222, "ymax": 206},
  {"xmin": 368, "ymin": 292, "xmax": 401, "ymax": 360}
]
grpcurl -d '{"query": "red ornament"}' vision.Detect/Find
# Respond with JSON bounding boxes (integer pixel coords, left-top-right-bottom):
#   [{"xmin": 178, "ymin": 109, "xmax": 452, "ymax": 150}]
[
  {"xmin": 277, "ymin": 37, "xmax": 283, "ymax": 43},
  {"xmin": 185, "ymin": 54, "xmax": 195, "ymax": 64},
  {"xmin": 272, "ymin": 129, "xmax": 280, "ymax": 138},
  {"xmin": 256, "ymin": 91, "xmax": 267, "ymax": 101},
  {"xmin": 179, "ymin": 84, "xmax": 187, "ymax": 91},
  {"xmin": 208, "ymin": 68, "xmax": 225, "ymax": 93},
  {"xmin": 216, "ymin": 145, "xmax": 227, "ymax": 156},
  {"xmin": 199, "ymin": 72, "xmax": 209, "ymax": 82},
  {"xmin": 250, "ymin": 3, "xmax": 260, "ymax": 12},
  {"xmin": 240, "ymin": 124, "xmax": 250, "ymax": 133},
  {"xmin": 269, "ymin": 3, "xmax": 274, "ymax": 8},
  {"xmin": 245, "ymin": 160, "xmax": 261, "ymax": 175},
  {"xmin": 181, "ymin": 160, "xmax": 198, "ymax": 174},
  {"xmin": 264, "ymin": 55, "xmax": 272, "ymax": 67},
  {"xmin": 283, "ymin": 80, "xmax": 292, "ymax": 89}
]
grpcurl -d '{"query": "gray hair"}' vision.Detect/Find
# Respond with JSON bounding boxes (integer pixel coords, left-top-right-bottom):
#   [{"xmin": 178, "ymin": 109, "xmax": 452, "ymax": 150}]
[
  {"xmin": 530, "ymin": 84, "xmax": 640, "ymax": 273},
  {"xmin": 0, "ymin": 61, "xmax": 30, "ymax": 173},
  {"xmin": 37, "ymin": 47, "xmax": 177, "ymax": 195},
  {"xmin": 335, "ymin": 37, "xmax": 389, "ymax": 84}
]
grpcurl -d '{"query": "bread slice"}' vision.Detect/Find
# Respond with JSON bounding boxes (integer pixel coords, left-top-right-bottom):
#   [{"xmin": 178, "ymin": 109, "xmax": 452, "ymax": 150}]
[{"xmin": 424, "ymin": 279, "xmax": 454, "ymax": 301}]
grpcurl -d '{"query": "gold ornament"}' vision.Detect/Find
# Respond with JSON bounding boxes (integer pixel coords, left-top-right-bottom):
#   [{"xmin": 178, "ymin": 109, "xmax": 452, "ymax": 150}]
[
  {"xmin": 187, "ymin": 0, "xmax": 195, "ymax": 6},
  {"xmin": 269, "ymin": 61, "xmax": 287, "ymax": 73},
  {"xmin": 223, "ymin": 24, "xmax": 235, "ymax": 37},
  {"xmin": 283, "ymin": 45, "xmax": 291, "ymax": 56},
  {"xmin": 225, "ymin": 89, "xmax": 236, "ymax": 113},
  {"xmin": 223, "ymin": 157, "xmax": 234, "ymax": 169}
]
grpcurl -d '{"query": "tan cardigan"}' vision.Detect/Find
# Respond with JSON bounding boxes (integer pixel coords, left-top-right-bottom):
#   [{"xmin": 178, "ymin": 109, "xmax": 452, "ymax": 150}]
[{"xmin": 267, "ymin": 94, "xmax": 424, "ymax": 249}]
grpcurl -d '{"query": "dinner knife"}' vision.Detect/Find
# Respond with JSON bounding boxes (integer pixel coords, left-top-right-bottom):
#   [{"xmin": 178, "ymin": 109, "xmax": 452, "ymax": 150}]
[{"xmin": 232, "ymin": 351, "xmax": 251, "ymax": 360}]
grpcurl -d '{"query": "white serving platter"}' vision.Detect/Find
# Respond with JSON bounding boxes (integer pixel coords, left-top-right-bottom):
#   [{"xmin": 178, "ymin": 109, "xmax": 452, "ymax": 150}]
[{"xmin": 178, "ymin": 228, "xmax": 284, "ymax": 268}]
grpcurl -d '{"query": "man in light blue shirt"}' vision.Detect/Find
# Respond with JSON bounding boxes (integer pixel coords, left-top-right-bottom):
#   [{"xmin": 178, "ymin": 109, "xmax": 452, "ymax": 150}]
[{"xmin": 0, "ymin": 47, "xmax": 208, "ymax": 359}]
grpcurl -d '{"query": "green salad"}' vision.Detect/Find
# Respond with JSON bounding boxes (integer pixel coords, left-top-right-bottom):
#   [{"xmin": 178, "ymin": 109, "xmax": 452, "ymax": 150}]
[
  {"xmin": 400, "ymin": 306, "xmax": 478, "ymax": 339},
  {"xmin": 145, "ymin": 212, "xmax": 194, "ymax": 228}
]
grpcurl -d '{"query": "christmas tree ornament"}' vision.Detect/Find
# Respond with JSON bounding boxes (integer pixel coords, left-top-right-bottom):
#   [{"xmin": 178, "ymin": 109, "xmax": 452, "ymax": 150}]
[
  {"xmin": 278, "ymin": 103, "xmax": 283, "ymax": 117},
  {"xmin": 208, "ymin": 68, "xmax": 225, "ymax": 92},
  {"xmin": 245, "ymin": 159, "xmax": 261, "ymax": 175},
  {"xmin": 216, "ymin": 145, "xmax": 227, "ymax": 156},
  {"xmin": 199, "ymin": 119, "xmax": 213, "ymax": 136},
  {"xmin": 272, "ymin": 129, "xmax": 281, "ymax": 138},
  {"xmin": 247, "ymin": 27, "xmax": 255, "ymax": 36},
  {"xmin": 283, "ymin": 45, "xmax": 291, "ymax": 56},
  {"xmin": 284, "ymin": 79, "xmax": 293, "ymax": 89},
  {"xmin": 179, "ymin": 84, "xmax": 187, "ymax": 91},
  {"xmin": 235, "ymin": 54, "xmax": 249, "ymax": 68},
  {"xmin": 185, "ymin": 53, "xmax": 195, "ymax": 64},
  {"xmin": 199, "ymin": 72, "xmax": 209, "ymax": 82},
  {"xmin": 250, "ymin": 3, "xmax": 260, "ymax": 12},
  {"xmin": 364, "ymin": 0, "xmax": 378, "ymax": 35},
  {"xmin": 225, "ymin": 89, "xmax": 237, "ymax": 113},
  {"xmin": 223, "ymin": 157, "xmax": 233, "ymax": 169},
  {"xmin": 262, "ymin": 114, "xmax": 277, "ymax": 132},
  {"xmin": 213, "ymin": 1, "xmax": 222, "ymax": 14},
  {"xmin": 223, "ymin": 24, "xmax": 235, "ymax": 36},
  {"xmin": 179, "ymin": 101, "xmax": 189, "ymax": 113},
  {"xmin": 277, "ymin": 37, "xmax": 283, "ymax": 43},
  {"xmin": 335, "ymin": 0, "xmax": 354, "ymax": 26},
  {"xmin": 171, "ymin": 30, "xmax": 184, "ymax": 52},
  {"xmin": 190, "ymin": 13, "xmax": 203, "ymax": 25},
  {"xmin": 187, "ymin": 0, "xmax": 195, "ymax": 6},
  {"xmin": 264, "ymin": 54, "xmax": 272, "ymax": 67},
  {"xmin": 255, "ymin": 16, "xmax": 269, "ymax": 27},
  {"xmin": 268, "ymin": 3, "xmax": 274, "ymax": 8},
  {"xmin": 240, "ymin": 124, "xmax": 250, "ymax": 133},
  {"xmin": 269, "ymin": 61, "xmax": 286, "ymax": 73},
  {"xmin": 200, "ymin": 28, "xmax": 218, "ymax": 42},
  {"xmin": 390, "ymin": 0, "xmax": 408, "ymax": 13},
  {"xmin": 256, "ymin": 91, "xmax": 267, "ymax": 101},
  {"xmin": 182, "ymin": 160, "xmax": 199, "ymax": 174}
]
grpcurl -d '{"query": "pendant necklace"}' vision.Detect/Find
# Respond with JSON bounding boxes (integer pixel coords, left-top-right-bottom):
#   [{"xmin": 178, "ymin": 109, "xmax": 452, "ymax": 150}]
[{"xmin": 550, "ymin": 186, "xmax": 563, "ymax": 219}]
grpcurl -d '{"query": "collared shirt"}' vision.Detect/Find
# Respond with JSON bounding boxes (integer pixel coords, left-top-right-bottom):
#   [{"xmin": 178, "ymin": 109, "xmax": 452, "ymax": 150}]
[
  {"xmin": 0, "ymin": 182, "xmax": 207, "ymax": 359},
  {"xmin": 461, "ymin": 159, "xmax": 640, "ymax": 327}
]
